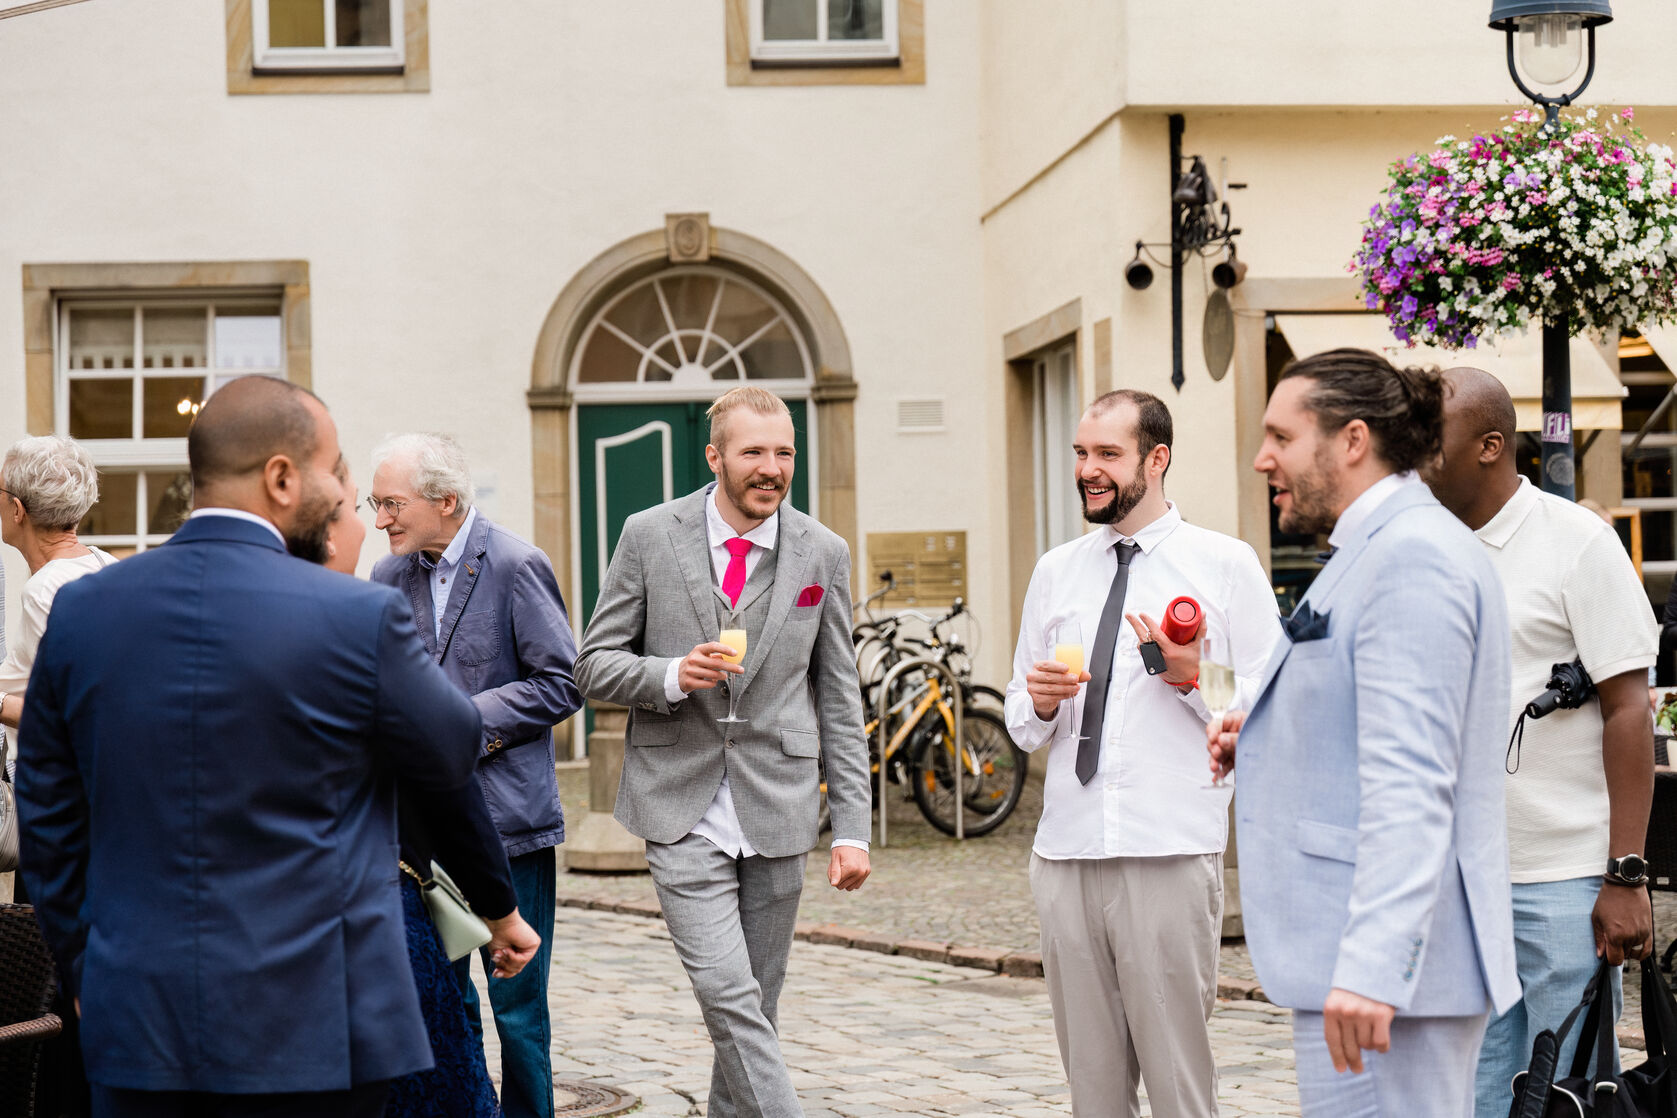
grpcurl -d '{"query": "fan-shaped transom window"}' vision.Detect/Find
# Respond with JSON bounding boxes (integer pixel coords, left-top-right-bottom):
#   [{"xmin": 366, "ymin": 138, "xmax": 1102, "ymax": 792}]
[{"xmin": 572, "ymin": 267, "xmax": 813, "ymax": 391}]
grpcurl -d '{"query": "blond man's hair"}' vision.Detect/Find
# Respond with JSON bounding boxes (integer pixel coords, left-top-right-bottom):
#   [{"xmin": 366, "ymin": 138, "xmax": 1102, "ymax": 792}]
[{"xmin": 707, "ymin": 386, "xmax": 792, "ymax": 449}]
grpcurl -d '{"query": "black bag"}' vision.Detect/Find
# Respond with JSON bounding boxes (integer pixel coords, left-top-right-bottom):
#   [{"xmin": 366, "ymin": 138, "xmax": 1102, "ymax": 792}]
[{"xmin": 1509, "ymin": 954, "xmax": 1677, "ymax": 1118}]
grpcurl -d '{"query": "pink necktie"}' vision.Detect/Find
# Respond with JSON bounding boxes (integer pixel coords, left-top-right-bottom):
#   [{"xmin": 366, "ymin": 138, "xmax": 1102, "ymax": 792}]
[{"xmin": 721, "ymin": 536, "xmax": 752, "ymax": 608}]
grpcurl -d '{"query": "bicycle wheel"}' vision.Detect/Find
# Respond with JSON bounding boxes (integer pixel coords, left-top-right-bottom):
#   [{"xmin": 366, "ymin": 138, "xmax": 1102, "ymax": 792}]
[{"xmin": 909, "ymin": 708, "xmax": 1027, "ymax": 837}]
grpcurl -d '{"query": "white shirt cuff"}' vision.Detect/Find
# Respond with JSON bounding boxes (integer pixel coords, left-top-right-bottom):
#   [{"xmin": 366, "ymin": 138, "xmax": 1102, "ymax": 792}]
[
  {"xmin": 831, "ymin": 838, "xmax": 869, "ymax": 852},
  {"xmin": 663, "ymin": 658, "xmax": 691, "ymax": 705}
]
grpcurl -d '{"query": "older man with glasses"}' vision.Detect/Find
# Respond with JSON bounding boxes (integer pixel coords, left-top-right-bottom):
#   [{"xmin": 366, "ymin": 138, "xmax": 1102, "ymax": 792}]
[{"xmin": 370, "ymin": 432, "xmax": 581, "ymax": 1118}]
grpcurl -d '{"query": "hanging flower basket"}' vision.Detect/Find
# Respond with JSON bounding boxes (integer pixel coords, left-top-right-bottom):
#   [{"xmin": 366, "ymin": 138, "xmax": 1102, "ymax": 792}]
[{"xmin": 1352, "ymin": 107, "xmax": 1677, "ymax": 349}]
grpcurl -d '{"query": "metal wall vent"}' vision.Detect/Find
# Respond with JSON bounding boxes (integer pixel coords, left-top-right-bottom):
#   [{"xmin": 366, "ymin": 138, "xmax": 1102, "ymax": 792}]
[{"xmin": 896, "ymin": 397, "xmax": 945, "ymax": 433}]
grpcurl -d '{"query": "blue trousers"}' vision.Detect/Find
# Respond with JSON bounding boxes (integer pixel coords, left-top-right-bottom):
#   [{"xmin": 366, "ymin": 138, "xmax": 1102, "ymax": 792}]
[
  {"xmin": 1295, "ymin": 1010, "xmax": 1487, "ymax": 1117},
  {"xmin": 456, "ymin": 846, "xmax": 557, "ymax": 1118},
  {"xmin": 1473, "ymin": 876, "xmax": 1620, "ymax": 1118}
]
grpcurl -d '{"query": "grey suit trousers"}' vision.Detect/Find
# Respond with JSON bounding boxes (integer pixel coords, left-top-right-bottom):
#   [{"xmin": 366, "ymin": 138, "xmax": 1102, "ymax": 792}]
[
  {"xmin": 1292, "ymin": 1009, "xmax": 1488, "ymax": 1117},
  {"xmin": 1031, "ymin": 852, "xmax": 1223, "ymax": 1118},
  {"xmin": 645, "ymin": 833, "xmax": 809, "ymax": 1118}
]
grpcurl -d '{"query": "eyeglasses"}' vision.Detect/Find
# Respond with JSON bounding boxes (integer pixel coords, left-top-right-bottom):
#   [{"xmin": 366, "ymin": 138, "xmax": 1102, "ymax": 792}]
[
  {"xmin": 0, "ymin": 488, "xmax": 27, "ymax": 514},
  {"xmin": 365, "ymin": 496, "xmax": 410, "ymax": 517}
]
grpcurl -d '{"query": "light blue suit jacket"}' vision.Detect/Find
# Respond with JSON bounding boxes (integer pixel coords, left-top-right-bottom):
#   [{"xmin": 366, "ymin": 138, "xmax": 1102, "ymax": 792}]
[{"xmin": 1236, "ymin": 482, "xmax": 1521, "ymax": 1017}]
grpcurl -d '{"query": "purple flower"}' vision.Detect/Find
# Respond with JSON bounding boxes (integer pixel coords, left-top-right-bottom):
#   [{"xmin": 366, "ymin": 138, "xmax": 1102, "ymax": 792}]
[
  {"xmin": 1401, "ymin": 295, "xmax": 1420, "ymax": 318},
  {"xmin": 1366, "ymin": 292, "xmax": 1380, "ymax": 309}
]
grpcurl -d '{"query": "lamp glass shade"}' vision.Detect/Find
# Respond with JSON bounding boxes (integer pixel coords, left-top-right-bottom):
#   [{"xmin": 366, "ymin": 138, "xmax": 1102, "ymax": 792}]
[{"xmin": 1515, "ymin": 12, "xmax": 1583, "ymax": 85}]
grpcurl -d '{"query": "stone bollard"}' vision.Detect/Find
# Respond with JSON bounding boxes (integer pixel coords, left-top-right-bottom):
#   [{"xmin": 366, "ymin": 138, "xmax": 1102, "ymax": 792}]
[{"xmin": 563, "ymin": 702, "xmax": 648, "ymax": 872}]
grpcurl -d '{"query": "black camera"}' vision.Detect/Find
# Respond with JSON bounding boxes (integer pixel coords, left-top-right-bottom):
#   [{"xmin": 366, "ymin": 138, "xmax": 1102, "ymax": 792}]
[{"xmin": 1525, "ymin": 659, "xmax": 1596, "ymax": 720}]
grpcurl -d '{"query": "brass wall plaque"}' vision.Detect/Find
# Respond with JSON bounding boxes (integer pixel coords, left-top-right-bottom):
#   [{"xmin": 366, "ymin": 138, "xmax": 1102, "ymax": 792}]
[{"xmin": 865, "ymin": 531, "xmax": 967, "ymax": 608}]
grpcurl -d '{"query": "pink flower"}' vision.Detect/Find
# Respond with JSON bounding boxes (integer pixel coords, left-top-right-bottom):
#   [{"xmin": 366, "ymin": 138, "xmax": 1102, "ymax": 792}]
[
  {"xmin": 1502, "ymin": 274, "xmax": 1522, "ymax": 291},
  {"xmin": 1526, "ymin": 190, "xmax": 1548, "ymax": 205},
  {"xmin": 1513, "ymin": 109, "xmax": 1536, "ymax": 124},
  {"xmin": 1623, "ymin": 107, "xmax": 1636, "ymax": 122},
  {"xmin": 1429, "ymin": 151, "xmax": 1452, "ymax": 169}
]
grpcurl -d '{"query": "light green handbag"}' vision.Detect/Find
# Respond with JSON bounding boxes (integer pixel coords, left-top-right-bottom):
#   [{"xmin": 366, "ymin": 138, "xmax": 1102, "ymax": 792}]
[{"xmin": 401, "ymin": 860, "xmax": 492, "ymax": 962}]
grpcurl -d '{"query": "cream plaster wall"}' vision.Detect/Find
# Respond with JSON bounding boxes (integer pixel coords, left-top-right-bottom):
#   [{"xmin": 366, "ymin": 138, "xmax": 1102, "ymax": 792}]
[{"xmin": 0, "ymin": 1, "xmax": 992, "ymax": 664}]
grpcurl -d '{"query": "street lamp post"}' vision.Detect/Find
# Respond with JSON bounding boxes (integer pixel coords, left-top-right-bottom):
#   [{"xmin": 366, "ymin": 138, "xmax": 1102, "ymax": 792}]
[{"xmin": 1489, "ymin": 0, "xmax": 1612, "ymax": 499}]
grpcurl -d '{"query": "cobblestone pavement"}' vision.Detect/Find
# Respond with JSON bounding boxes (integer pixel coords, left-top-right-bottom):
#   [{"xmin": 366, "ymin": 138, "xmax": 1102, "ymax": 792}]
[{"xmin": 478, "ymin": 906, "xmax": 1303, "ymax": 1117}]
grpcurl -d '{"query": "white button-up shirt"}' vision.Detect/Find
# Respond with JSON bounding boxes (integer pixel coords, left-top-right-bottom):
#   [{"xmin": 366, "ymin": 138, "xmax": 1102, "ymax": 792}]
[
  {"xmin": 418, "ymin": 506, "xmax": 478, "ymax": 642},
  {"xmin": 662, "ymin": 484, "xmax": 866, "ymax": 858},
  {"xmin": 1005, "ymin": 503, "xmax": 1282, "ymax": 859}
]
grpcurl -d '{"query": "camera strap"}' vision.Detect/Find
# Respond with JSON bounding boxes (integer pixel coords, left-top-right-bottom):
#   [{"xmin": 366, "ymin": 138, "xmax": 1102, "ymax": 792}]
[{"xmin": 1506, "ymin": 711, "xmax": 1528, "ymax": 774}]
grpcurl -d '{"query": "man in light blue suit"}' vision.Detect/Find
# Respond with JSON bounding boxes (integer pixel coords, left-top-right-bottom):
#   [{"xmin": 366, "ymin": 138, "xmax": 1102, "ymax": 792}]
[{"xmin": 1209, "ymin": 348, "xmax": 1520, "ymax": 1116}]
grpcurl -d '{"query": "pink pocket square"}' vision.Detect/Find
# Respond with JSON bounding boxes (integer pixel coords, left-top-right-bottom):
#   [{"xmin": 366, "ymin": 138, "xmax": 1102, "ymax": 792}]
[{"xmin": 795, "ymin": 584, "xmax": 825, "ymax": 607}]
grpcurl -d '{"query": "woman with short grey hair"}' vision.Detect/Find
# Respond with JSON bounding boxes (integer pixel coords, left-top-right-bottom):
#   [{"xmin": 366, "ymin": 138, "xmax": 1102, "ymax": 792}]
[{"xmin": 0, "ymin": 435, "xmax": 118, "ymax": 735}]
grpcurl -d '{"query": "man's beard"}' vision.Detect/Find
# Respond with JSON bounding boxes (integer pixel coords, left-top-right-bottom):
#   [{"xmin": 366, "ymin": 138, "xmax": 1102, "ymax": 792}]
[
  {"xmin": 1081, "ymin": 459, "xmax": 1148, "ymax": 525},
  {"xmin": 720, "ymin": 460, "xmax": 787, "ymax": 520},
  {"xmin": 285, "ymin": 477, "xmax": 336, "ymax": 565},
  {"xmin": 1277, "ymin": 446, "xmax": 1342, "ymax": 536}
]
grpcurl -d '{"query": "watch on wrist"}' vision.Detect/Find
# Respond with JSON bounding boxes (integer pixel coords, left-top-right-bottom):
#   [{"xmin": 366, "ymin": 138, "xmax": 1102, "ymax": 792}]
[{"xmin": 1604, "ymin": 853, "xmax": 1649, "ymax": 887}]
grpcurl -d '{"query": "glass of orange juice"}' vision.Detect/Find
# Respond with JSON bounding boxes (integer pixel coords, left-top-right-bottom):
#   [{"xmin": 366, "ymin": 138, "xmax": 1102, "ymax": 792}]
[{"xmin": 1050, "ymin": 620, "xmax": 1087, "ymax": 740}]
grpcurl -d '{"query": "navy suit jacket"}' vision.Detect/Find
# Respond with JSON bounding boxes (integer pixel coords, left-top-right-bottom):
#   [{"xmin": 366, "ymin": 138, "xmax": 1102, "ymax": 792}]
[
  {"xmin": 372, "ymin": 512, "xmax": 581, "ymax": 857},
  {"xmin": 16, "ymin": 514, "xmax": 483, "ymax": 1093}
]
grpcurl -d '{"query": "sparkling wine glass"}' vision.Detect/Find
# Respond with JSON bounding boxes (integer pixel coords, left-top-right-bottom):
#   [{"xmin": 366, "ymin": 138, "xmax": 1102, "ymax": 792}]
[
  {"xmin": 1199, "ymin": 630, "xmax": 1236, "ymax": 788},
  {"xmin": 717, "ymin": 623, "xmax": 748, "ymax": 725},
  {"xmin": 1050, "ymin": 620, "xmax": 1087, "ymax": 741}
]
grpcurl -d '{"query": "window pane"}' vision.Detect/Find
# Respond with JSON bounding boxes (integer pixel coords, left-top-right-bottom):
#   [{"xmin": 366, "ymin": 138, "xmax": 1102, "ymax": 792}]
[
  {"xmin": 68, "ymin": 308, "xmax": 133, "ymax": 371},
  {"xmin": 146, "ymin": 470, "xmax": 193, "ymax": 536},
  {"xmin": 711, "ymin": 283, "xmax": 777, "ymax": 348},
  {"xmin": 663, "ymin": 274, "xmax": 720, "ymax": 332},
  {"xmin": 80, "ymin": 471, "xmax": 137, "ymax": 538},
  {"xmin": 142, "ymin": 307, "xmax": 208, "ymax": 370},
  {"xmin": 603, "ymin": 287, "xmax": 666, "ymax": 349},
  {"xmin": 829, "ymin": 0, "xmax": 884, "ymax": 41},
  {"xmin": 738, "ymin": 321, "xmax": 801, "ymax": 380},
  {"xmin": 270, "ymin": 0, "xmax": 327, "ymax": 46},
  {"xmin": 68, "ymin": 378, "xmax": 133, "ymax": 439},
  {"xmin": 336, "ymin": 0, "xmax": 392, "ymax": 46},
  {"xmin": 763, "ymin": 0, "xmax": 817, "ymax": 41},
  {"xmin": 143, "ymin": 376, "xmax": 207, "ymax": 439},
  {"xmin": 577, "ymin": 328, "xmax": 641, "ymax": 383},
  {"xmin": 214, "ymin": 309, "xmax": 284, "ymax": 370}
]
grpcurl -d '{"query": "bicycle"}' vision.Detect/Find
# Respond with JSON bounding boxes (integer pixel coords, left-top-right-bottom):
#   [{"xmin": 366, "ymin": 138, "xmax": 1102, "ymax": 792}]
[{"xmin": 821, "ymin": 583, "xmax": 1027, "ymax": 838}]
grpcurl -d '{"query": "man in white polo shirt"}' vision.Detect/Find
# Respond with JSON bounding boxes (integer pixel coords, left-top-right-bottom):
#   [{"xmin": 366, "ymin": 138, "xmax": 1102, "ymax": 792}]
[
  {"xmin": 1006, "ymin": 389, "xmax": 1281, "ymax": 1118},
  {"xmin": 1423, "ymin": 367, "xmax": 1656, "ymax": 1118}
]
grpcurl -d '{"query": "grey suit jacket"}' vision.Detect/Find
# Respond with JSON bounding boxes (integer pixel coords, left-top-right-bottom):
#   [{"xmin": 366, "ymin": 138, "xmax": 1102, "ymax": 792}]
[
  {"xmin": 575, "ymin": 487, "xmax": 872, "ymax": 857},
  {"xmin": 1236, "ymin": 482, "xmax": 1521, "ymax": 1017}
]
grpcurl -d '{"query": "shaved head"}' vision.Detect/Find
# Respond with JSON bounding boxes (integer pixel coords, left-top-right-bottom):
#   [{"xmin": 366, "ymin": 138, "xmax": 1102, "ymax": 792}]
[
  {"xmin": 1443, "ymin": 366, "xmax": 1517, "ymax": 449},
  {"xmin": 1421, "ymin": 366, "xmax": 1522, "ymax": 529},
  {"xmin": 189, "ymin": 375, "xmax": 322, "ymax": 490}
]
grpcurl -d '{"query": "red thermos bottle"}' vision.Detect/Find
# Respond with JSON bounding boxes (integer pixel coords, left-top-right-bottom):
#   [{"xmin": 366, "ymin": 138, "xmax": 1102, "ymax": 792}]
[{"xmin": 1160, "ymin": 596, "xmax": 1203, "ymax": 645}]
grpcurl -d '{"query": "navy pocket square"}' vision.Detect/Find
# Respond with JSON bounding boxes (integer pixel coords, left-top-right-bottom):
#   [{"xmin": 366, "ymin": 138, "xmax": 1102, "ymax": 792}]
[{"xmin": 1285, "ymin": 602, "xmax": 1330, "ymax": 643}]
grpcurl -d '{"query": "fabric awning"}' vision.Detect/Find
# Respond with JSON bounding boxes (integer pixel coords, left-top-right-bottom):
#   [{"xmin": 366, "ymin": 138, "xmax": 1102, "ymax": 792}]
[
  {"xmin": 1273, "ymin": 314, "xmax": 1625, "ymax": 431},
  {"xmin": 1643, "ymin": 326, "xmax": 1677, "ymax": 376}
]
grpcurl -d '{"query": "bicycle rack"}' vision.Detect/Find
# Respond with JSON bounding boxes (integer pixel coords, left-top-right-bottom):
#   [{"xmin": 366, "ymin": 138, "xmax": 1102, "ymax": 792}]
[{"xmin": 873, "ymin": 656, "xmax": 965, "ymax": 847}]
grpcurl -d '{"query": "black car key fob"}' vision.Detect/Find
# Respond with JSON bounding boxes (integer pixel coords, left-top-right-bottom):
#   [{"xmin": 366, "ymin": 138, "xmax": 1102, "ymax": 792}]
[{"xmin": 1138, "ymin": 640, "xmax": 1168, "ymax": 676}]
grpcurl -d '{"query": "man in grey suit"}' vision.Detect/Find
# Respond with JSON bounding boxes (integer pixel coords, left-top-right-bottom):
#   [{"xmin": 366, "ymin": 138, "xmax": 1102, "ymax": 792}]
[
  {"xmin": 576, "ymin": 386, "xmax": 872, "ymax": 1118},
  {"xmin": 1208, "ymin": 348, "xmax": 1519, "ymax": 1116}
]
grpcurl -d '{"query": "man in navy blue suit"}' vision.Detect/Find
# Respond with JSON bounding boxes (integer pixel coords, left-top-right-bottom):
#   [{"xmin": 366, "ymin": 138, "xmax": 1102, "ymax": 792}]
[{"xmin": 17, "ymin": 376, "xmax": 523, "ymax": 1118}]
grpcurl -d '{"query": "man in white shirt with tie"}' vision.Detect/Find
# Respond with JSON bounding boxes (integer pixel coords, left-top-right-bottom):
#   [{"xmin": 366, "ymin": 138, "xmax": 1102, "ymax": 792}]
[{"xmin": 1006, "ymin": 389, "xmax": 1281, "ymax": 1118}]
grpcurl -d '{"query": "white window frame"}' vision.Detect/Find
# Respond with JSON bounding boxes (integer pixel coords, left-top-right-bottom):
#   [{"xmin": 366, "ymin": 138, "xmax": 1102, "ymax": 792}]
[
  {"xmin": 1032, "ymin": 341, "xmax": 1081, "ymax": 555},
  {"xmin": 749, "ymin": 0, "xmax": 899, "ymax": 64},
  {"xmin": 252, "ymin": 0, "xmax": 404, "ymax": 73},
  {"xmin": 55, "ymin": 296, "xmax": 286, "ymax": 552}
]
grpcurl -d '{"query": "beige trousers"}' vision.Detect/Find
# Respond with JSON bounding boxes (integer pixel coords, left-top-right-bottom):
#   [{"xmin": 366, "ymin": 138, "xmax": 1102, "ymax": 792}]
[{"xmin": 1030, "ymin": 852, "xmax": 1224, "ymax": 1118}]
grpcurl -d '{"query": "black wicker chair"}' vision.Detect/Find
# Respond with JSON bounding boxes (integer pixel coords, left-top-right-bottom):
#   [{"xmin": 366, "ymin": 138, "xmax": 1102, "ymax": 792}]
[{"xmin": 0, "ymin": 903, "xmax": 62, "ymax": 1117}]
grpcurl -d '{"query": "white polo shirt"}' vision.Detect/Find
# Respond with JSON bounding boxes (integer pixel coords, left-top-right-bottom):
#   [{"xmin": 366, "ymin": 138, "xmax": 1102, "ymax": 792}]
[{"xmin": 1476, "ymin": 477, "xmax": 1658, "ymax": 883}]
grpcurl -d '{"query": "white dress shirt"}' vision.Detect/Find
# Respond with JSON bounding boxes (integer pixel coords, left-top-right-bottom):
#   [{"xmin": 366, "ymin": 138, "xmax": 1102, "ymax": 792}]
[
  {"xmin": 418, "ymin": 506, "xmax": 479, "ymax": 642},
  {"xmin": 663, "ymin": 484, "xmax": 866, "ymax": 858},
  {"xmin": 1005, "ymin": 503, "xmax": 1282, "ymax": 859}
]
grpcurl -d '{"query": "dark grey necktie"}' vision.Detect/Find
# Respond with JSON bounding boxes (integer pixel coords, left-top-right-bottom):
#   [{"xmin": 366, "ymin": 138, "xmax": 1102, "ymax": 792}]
[{"xmin": 1076, "ymin": 540, "xmax": 1140, "ymax": 785}]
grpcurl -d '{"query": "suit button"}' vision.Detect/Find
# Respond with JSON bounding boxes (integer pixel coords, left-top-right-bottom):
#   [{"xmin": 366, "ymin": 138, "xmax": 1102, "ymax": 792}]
[{"xmin": 726, "ymin": 740, "xmax": 735, "ymax": 749}]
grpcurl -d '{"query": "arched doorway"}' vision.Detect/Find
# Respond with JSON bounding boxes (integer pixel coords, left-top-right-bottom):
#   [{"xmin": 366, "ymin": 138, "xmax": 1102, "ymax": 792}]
[{"xmin": 528, "ymin": 218, "xmax": 859, "ymax": 660}]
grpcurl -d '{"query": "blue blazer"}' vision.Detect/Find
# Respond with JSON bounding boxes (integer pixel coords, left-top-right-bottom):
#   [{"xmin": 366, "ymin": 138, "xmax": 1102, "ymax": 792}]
[
  {"xmin": 16, "ymin": 514, "xmax": 484, "ymax": 1093},
  {"xmin": 372, "ymin": 512, "xmax": 581, "ymax": 857},
  {"xmin": 1236, "ymin": 483, "xmax": 1521, "ymax": 1018}
]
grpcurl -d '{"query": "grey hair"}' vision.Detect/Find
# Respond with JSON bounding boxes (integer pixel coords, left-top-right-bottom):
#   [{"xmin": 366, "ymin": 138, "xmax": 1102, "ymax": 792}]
[
  {"xmin": 2, "ymin": 435, "xmax": 100, "ymax": 532},
  {"xmin": 372, "ymin": 432, "xmax": 474, "ymax": 514}
]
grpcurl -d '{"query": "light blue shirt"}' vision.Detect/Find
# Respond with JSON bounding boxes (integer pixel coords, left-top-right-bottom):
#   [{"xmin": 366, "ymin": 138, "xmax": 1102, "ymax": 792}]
[{"xmin": 418, "ymin": 506, "xmax": 478, "ymax": 643}]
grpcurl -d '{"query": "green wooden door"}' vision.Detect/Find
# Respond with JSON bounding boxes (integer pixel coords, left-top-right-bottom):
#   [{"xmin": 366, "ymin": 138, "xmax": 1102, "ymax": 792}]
[{"xmin": 576, "ymin": 400, "xmax": 810, "ymax": 629}]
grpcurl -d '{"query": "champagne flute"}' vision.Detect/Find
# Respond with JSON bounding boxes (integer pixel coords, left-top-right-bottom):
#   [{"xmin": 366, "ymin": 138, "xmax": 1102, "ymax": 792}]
[
  {"xmin": 1199, "ymin": 630, "xmax": 1236, "ymax": 788},
  {"xmin": 1050, "ymin": 620, "xmax": 1087, "ymax": 741},
  {"xmin": 717, "ymin": 623, "xmax": 748, "ymax": 725}
]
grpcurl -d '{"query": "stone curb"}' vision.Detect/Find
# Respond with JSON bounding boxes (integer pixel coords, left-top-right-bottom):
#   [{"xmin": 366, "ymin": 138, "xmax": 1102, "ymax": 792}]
[{"xmin": 556, "ymin": 893, "xmax": 1651, "ymax": 1049}]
